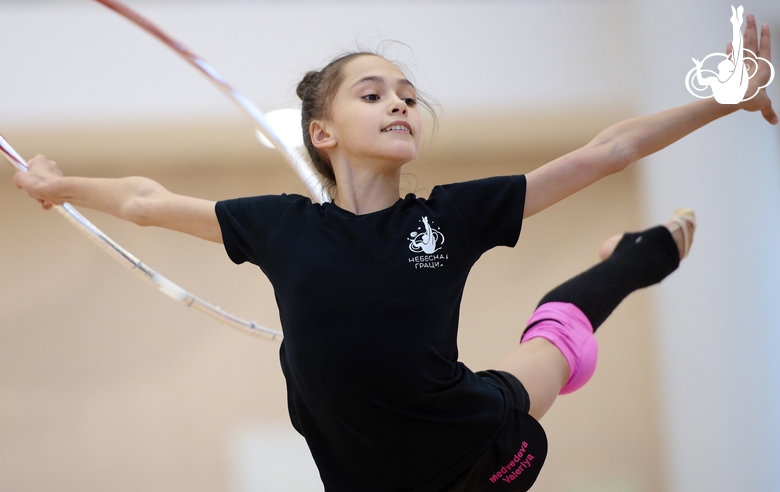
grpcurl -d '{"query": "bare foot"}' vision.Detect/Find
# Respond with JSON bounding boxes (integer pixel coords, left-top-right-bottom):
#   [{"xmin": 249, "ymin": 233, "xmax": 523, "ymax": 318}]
[
  {"xmin": 597, "ymin": 234, "xmax": 622, "ymax": 261},
  {"xmin": 598, "ymin": 209, "xmax": 696, "ymax": 261}
]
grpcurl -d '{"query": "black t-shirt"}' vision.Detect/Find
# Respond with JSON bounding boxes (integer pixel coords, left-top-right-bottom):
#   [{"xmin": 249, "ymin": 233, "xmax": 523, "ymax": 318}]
[{"xmin": 216, "ymin": 175, "xmax": 527, "ymax": 491}]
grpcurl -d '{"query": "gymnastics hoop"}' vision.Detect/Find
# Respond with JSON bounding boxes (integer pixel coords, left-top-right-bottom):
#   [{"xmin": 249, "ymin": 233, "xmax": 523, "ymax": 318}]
[
  {"xmin": 0, "ymin": 0, "xmax": 346, "ymax": 340},
  {"xmin": 94, "ymin": 0, "xmax": 328, "ymax": 203},
  {"xmin": 1, "ymin": 134, "xmax": 281, "ymax": 340}
]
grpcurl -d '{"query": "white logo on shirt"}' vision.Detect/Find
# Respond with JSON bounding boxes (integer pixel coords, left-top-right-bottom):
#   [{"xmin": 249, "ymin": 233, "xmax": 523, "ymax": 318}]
[
  {"xmin": 408, "ymin": 216, "xmax": 444, "ymax": 254},
  {"xmin": 408, "ymin": 216, "xmax": 448, "ymax": 270}
]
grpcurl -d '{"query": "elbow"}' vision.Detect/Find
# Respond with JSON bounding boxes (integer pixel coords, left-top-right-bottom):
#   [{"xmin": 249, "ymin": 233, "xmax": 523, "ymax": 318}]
[
  {"xmin": 119, "ymin": 178, "xmax": 168, "ymax": 227},
  {"xmin": 589, "ymin": 138, "xmax": 635, "ymax": 176},
  {"xmin": 607, "ymin": 138, "xmax": 636, "ymax": 174},
  {"xmin": 122, "ymin": 188, "xmax": 168, "ymax": 227},
  {"xmin": 121, "ymin": 196, "xmax": 155, "ymax": 227},
  {"xmin": 615, "ymin": 143, "xmax": 642, "ymax": 172}
]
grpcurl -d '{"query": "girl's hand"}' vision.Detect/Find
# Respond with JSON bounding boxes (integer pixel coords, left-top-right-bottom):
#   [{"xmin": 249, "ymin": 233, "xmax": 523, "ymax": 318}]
[
  {"xmin": 736, "ymin": 14, "xmax": 778, "ymax": 125},
  {"xmin": 11, "ymin": 159, "xmax": 222, "ymax": 242},
  {"xmin": 12, "ymin": 155, "xmax": 64, "ymax": 210}
]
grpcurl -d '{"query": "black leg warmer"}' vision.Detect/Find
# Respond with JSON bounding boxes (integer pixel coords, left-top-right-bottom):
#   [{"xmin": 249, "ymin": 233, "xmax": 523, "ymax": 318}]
[{"xmin": 536, "ymin": 225, "xmax": 681, "ymax": 332}]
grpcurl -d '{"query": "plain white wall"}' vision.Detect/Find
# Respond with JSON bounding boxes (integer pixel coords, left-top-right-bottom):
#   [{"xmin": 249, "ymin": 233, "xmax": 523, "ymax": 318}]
[
  {"xmin": 634, "ymin": 0, "xmax": 780, "ymax": 490},
  {"xmin": 0, "ymin": 0, "xmax": 637, "ymax": 129}
]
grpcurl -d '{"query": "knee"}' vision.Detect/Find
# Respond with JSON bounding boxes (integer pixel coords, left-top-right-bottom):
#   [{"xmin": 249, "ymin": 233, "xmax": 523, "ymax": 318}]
[{"xmin": 521, "ymin": 302, "xmax": 599, "ymax": 395}]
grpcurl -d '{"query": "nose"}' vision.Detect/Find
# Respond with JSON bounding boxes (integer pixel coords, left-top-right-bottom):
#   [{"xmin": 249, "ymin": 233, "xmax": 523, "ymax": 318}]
[{"xmin": 389, "ymin": 96, "xmax": 407, "ymax": 115}]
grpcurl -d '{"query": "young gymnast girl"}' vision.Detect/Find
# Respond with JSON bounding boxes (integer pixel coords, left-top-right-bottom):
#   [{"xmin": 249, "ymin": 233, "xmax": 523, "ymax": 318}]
[{"xmin": 12, "ymin": 14, "xmax": 776, "ymax": 492}]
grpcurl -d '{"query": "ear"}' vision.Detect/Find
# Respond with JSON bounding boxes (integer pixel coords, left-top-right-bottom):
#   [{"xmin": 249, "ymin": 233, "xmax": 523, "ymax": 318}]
[{"xmin": 310, "ymin": 120, "xmax": 336, "ymax": 150}]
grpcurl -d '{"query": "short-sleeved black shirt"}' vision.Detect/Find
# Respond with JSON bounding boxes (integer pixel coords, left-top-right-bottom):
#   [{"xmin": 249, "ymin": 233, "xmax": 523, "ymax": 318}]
[{"xmin": 216, "ymin": 175, "xmax": 527, "ymax": 491}]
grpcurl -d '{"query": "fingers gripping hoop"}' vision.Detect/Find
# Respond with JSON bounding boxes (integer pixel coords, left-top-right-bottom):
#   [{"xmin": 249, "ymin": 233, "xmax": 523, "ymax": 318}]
[{"xmin": 1, "ymin": 0, "xmax": 342, "ymax": 340}]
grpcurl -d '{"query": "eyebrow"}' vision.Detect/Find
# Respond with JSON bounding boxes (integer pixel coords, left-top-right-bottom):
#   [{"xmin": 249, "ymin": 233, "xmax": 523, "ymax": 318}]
[{"xmin": 351, "ymin": 75, "xmax": 415, "ymax": 90}]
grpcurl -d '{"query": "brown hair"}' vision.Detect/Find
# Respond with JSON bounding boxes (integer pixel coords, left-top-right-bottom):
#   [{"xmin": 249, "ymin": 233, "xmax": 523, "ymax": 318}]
[{"xmin": 296, "ymin": 49, "xmax": 437, "ymax": 197}]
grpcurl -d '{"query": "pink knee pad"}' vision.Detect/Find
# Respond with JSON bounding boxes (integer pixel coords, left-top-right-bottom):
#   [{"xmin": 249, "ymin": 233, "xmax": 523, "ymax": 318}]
[{"xmin": 521, "ymin": 302, "xmax": 598, "ymax": 395}]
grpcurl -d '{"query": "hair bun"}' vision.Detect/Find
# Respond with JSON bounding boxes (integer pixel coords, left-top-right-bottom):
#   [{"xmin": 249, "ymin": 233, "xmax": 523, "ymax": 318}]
[{"xmin": 296, "ymin": 70, "xmax": 320, "ymax": 100}]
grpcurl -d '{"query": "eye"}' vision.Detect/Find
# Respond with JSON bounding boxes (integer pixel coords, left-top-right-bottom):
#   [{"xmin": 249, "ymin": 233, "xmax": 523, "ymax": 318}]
[
  {"xmin": 403, "ymin": 98, "xmax": 417, "ymax": 107},
  {"xmin": 362, "ymin": 94, "xmax": 380, "ymax": 102}
]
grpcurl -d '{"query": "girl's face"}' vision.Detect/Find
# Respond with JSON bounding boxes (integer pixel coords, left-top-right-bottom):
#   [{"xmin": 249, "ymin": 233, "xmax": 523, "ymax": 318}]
[{"xmin": 321, "ymin": 55, "xmax": 423, "ymax": 172}]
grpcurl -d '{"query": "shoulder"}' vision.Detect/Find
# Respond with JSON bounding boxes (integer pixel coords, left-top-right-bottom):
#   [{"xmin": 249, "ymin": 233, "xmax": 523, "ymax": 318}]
[
  {"xmin": 215, "ymin": 193, "xmax": 315, "ymax": 264},
  {"xmin": 217, "ymin": 193, "xmax": 311, "ymax": 215},
  {"xmin": 215, "ymin": 193, "xmax": 317, "ymax": 238},
  {"xmin": 218, "ymin": 193, "xmax": 310, "ymax": 206},
  {"xmin": 426, "ymin": 176, "xmax": 527, "ymax": 249},
  {"xmin": 434, "ymin": 175, "xmax": 526, "ymax": 191},
  {"xmin": 430, "ymin": 175, "xmax": 527, "ymax": 203}
]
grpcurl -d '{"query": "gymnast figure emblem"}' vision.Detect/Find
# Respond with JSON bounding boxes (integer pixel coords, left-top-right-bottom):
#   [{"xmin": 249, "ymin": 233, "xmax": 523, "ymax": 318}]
[
  {"xmin": 685, "ymin": 5, "xmax": 774, "ymax": 104},
  {"xmin": 408, "ymin": 216, "xmax": 445, "ymax": 254}
]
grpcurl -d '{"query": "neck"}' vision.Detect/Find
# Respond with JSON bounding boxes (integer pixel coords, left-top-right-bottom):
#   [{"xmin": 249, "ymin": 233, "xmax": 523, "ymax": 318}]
[{"xmin": 331, "ymin": 162, "xmax": 402, "ymax": 215}]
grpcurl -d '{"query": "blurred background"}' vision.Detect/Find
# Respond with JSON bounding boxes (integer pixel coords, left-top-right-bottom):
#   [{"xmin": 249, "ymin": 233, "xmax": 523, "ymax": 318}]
[{"xmin": 1, "ymin": 1, "xmax": 778, "ymax": 491}]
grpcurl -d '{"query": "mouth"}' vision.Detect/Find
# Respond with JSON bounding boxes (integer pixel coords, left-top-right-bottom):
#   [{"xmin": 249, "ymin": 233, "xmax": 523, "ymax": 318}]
[{"xmin": 381, "ymin": 122, "xmax": 413, "ymax": 135}]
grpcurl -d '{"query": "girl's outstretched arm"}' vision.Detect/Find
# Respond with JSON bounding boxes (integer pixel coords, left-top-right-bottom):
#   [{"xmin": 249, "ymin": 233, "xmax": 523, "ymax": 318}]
[
  {"xmin": 12, "ymin": 155, "xmax": 222, "ymax": 243},
  {"xmin": 524, "ymin": 98, "xmax": 735, "ymax": 218},
  {"xmin": 524, "ymin": 14, "xmax": 775, "ymax": 219}
]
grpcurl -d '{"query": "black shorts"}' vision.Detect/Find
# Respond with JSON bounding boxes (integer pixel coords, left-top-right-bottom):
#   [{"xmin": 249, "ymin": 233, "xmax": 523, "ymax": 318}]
[{"xmin": 440, "ymin": 370, "xmax": 548, "ymax": 492}]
